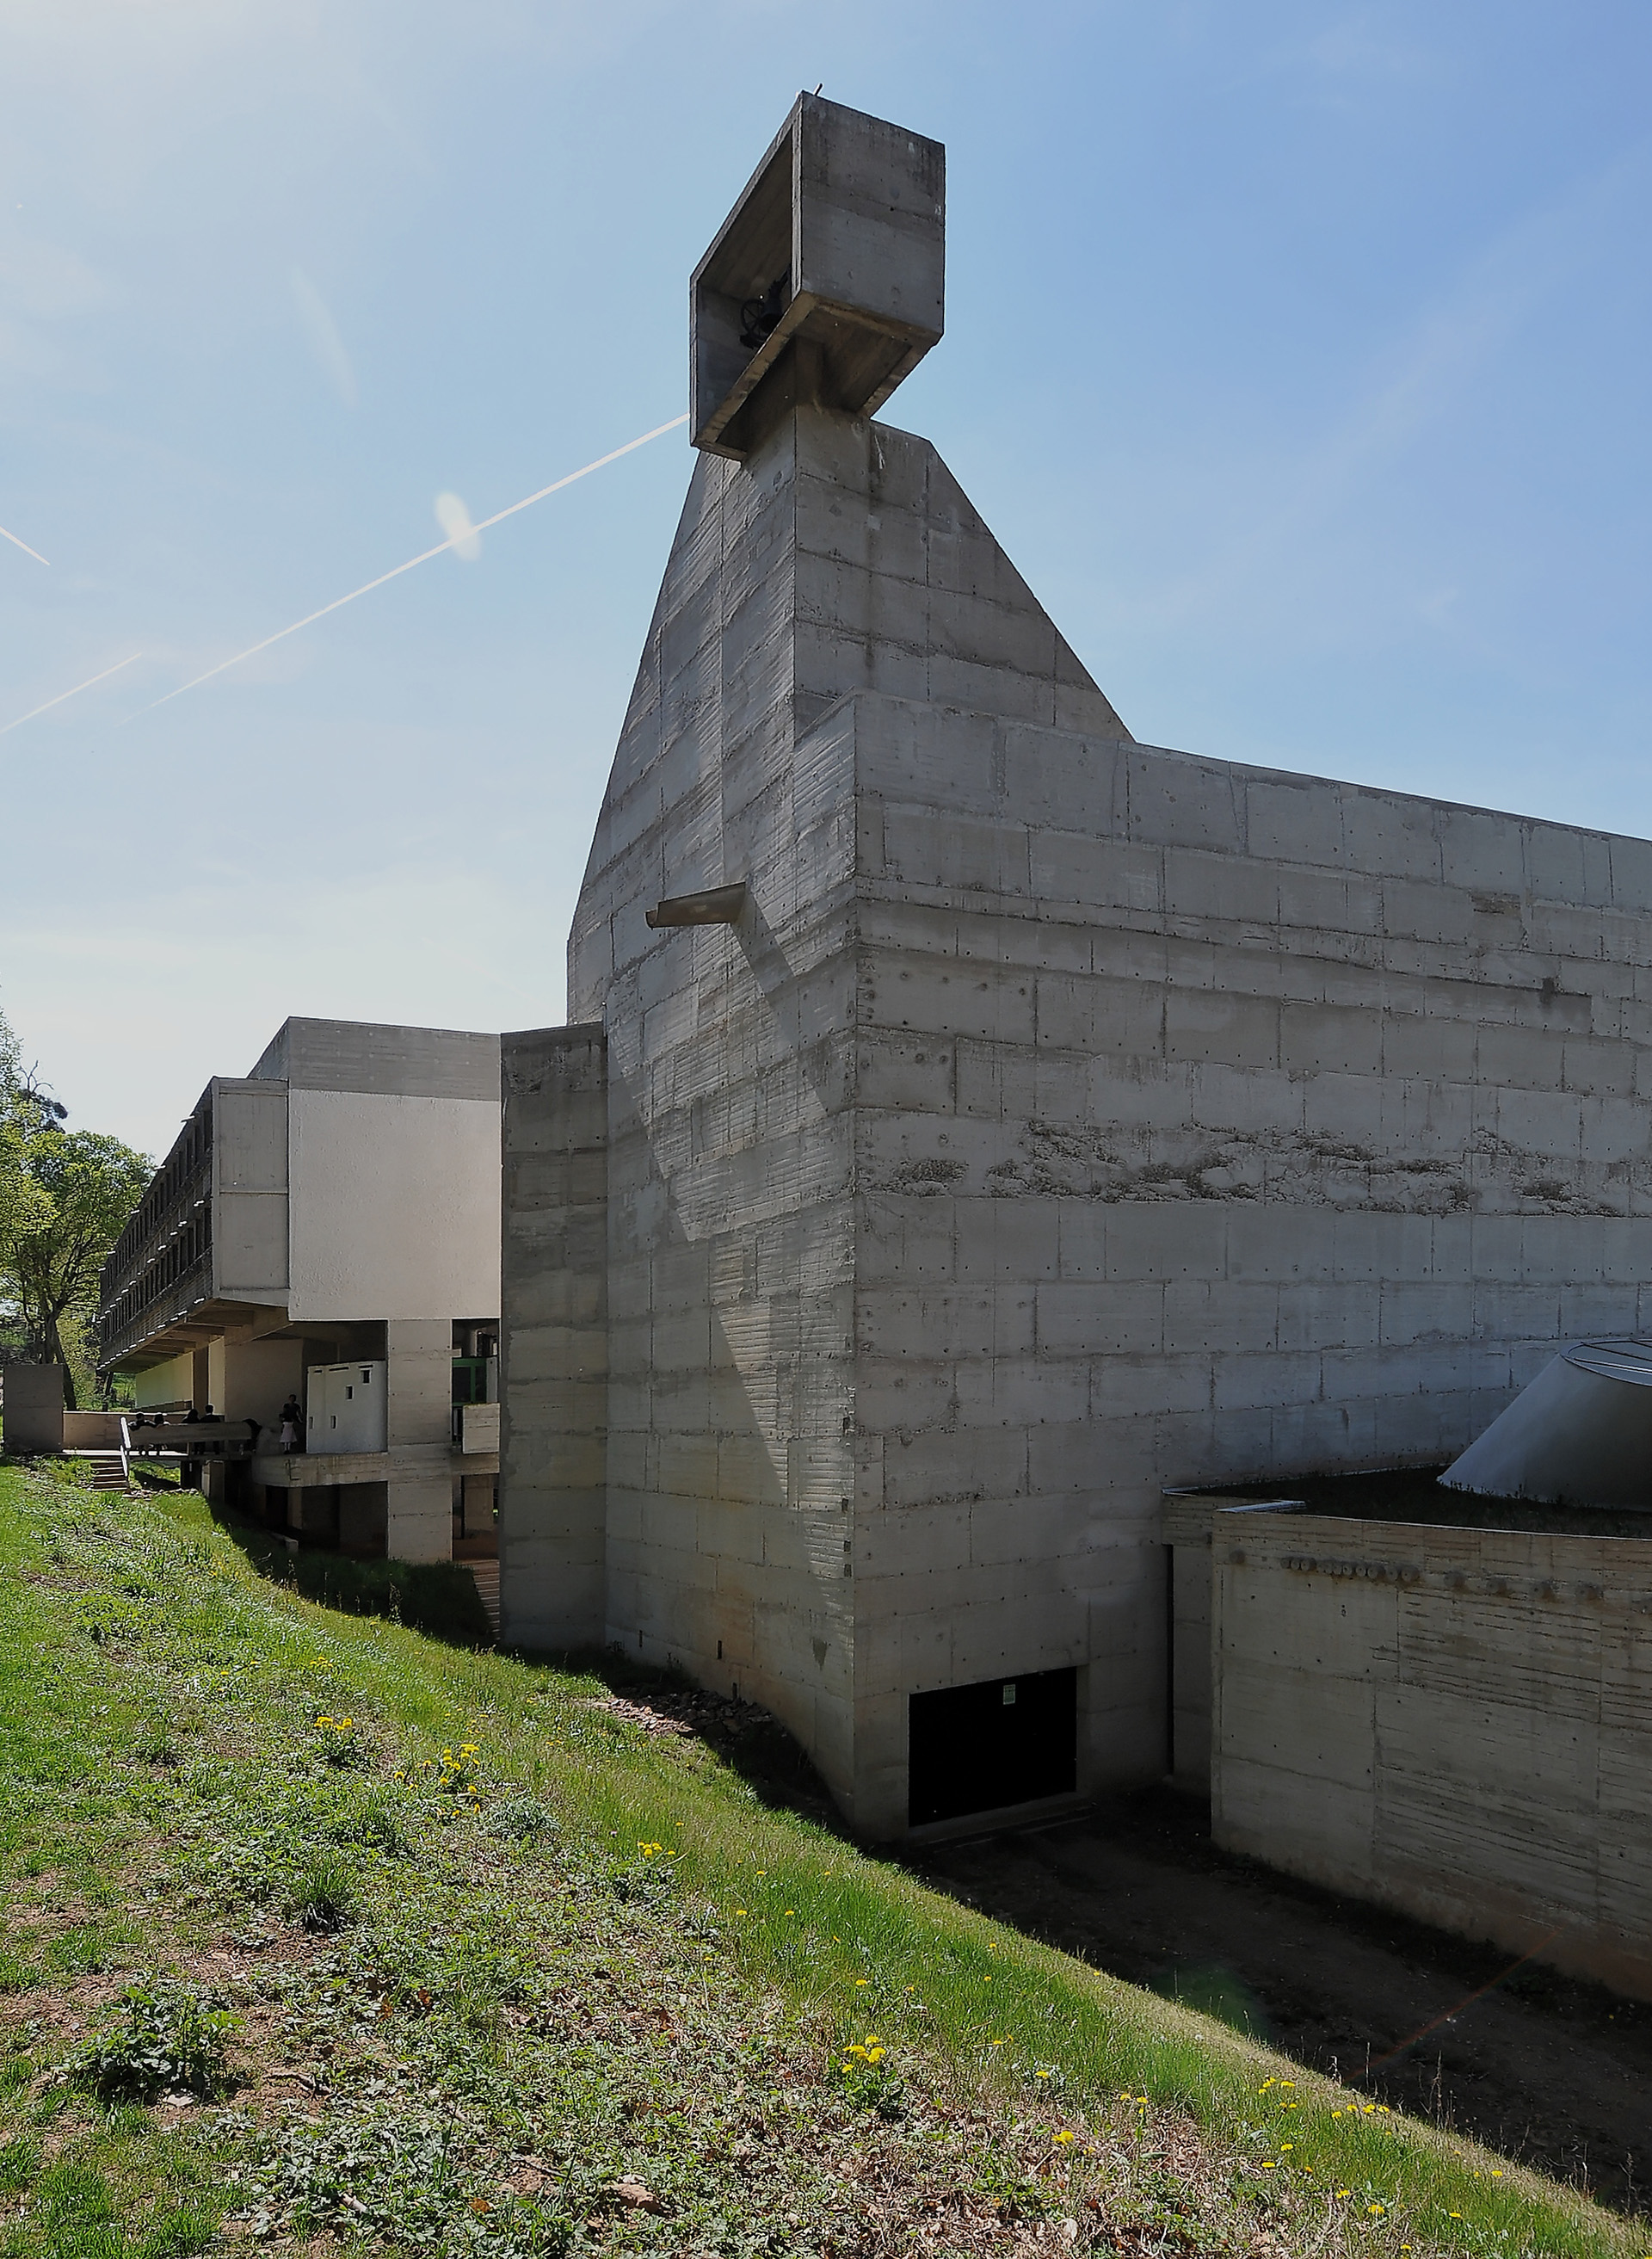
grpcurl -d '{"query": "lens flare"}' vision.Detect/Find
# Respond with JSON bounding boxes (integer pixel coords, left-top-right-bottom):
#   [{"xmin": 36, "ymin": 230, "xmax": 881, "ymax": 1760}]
[{"xmin": 435, "ymin": 492, "xmax": 481, "ymax": 561}]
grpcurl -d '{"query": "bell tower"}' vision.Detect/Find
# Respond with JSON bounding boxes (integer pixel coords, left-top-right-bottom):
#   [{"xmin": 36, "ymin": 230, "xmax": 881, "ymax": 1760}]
[
  {"xmin": 690, "ymin": 93, "xmax": 945, "ymax": 460},
  {"xmin": 504, "ymin": 96, "xmax": 1131, "ymax": 1840}
]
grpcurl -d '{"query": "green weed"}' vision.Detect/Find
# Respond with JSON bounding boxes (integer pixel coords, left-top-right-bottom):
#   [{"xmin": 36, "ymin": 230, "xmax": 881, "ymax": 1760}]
[
  {"xmin": 479, "ymin": 1787, "xmax": 558, "ymax": 1841},
  {"xmin": 71, "ymin": 1980, "xmax": 237, "ymax": 2102},
  {"xmin": 278, "ymin": 1844, "xmax": 358, "ymax": 1933}
]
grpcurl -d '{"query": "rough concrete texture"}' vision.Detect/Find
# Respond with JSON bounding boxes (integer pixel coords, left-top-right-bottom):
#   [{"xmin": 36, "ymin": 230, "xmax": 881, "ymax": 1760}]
[
  {"xmin": 692, "ymin": 93, "xmax": 944, "ymax": 459},
  {"xmin": 1198, "ymin": 1503, "xmax": 1652, "ymax": 2002},
  {"xmin": 499, "ymin": 1029, "xmax": 608, "ymax": 1651},
  {"xmin": 0, "ymin": 1365, "xmax": 65, "ymax": 1454},
  {"xmin": 383, "ymin": 1318, "xmax": 459, "ymax": 1563},
  {"xmin": 503, "ymin": 382, "xmax": 1652, "ymax": 1840}
]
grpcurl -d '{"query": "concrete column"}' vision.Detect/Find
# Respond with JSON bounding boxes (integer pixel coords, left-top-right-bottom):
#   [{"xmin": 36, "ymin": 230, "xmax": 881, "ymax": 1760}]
[
  {"xmin": 385, "ymin": 1318, "xmax": 453, "ymax": 1563},
  {"xmin": 498, "ymin": 1026, "xmax": 607, "ymax": 1651},
  {"xmin": 461, "ymin": 1472, "xmax": 496, "ymax": 1539}
]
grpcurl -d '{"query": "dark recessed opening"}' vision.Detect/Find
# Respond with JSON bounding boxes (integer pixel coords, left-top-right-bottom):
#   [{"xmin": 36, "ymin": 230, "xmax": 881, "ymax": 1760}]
[{"xmin": 908, "ymin": 1666, "xmax": 1077, "ymax": 1827}]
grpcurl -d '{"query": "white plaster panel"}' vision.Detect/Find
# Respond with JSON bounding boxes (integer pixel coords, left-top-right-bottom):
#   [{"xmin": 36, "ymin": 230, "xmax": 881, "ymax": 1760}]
[{"xmin": 288, "ymin": 1088, "xmax": 500, "ymax": 1321}]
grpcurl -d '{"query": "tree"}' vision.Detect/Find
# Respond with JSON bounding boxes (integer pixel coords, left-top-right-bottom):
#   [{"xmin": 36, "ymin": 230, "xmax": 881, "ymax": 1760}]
[{"xmin": 0, "ymin": 1011, "xmax": 151, "ymax": 1408}]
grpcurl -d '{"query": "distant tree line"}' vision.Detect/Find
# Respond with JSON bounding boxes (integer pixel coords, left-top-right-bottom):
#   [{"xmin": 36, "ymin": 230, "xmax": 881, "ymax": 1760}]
[{"xmin": 0, "ymin": 1009, "xmax": 151, "ymax": 1408}]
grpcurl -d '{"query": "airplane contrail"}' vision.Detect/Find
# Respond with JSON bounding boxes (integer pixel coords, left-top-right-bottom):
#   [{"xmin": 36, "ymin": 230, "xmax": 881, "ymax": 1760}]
[
  {"xmin": 0, "ymin": 652, "xmax": 142, "ymax": 738},
  {"xmin": 150, "ymin": 413, "xmax": 689, "ymax": 711},
  {"xmin": 0, "ymin": 522, "xmax": 50, "ymax": 567}
]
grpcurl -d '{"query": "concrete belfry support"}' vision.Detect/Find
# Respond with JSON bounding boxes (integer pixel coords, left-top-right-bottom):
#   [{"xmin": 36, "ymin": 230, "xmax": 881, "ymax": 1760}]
[{"xmin": 505, "ymin": 93, "xmax": 1133, "ymax": 1830}]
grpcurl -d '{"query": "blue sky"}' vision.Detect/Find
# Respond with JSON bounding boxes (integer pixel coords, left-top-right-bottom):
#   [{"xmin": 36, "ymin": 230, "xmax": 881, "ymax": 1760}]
[{"xmin": 3, "ymin": 1, "xmax": 1649, "ymax": 1158}]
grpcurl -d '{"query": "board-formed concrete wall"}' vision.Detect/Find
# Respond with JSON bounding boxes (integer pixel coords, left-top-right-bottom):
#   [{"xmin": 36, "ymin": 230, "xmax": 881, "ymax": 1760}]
[
  {"xmin": 504, "ymin": 387, "xmax": 1652, "ymax": 1838},
  {"xmin": 499, "ymin": 1028, "xmax": 609, "ymax": 1654},
  {"xmin": 841, "ymin": 677, "xmax": 1652, "ymax": 1826},
  {"xmin": 1204, "ymin": 1503, "xmax": 1652, "ymax": 2002}
]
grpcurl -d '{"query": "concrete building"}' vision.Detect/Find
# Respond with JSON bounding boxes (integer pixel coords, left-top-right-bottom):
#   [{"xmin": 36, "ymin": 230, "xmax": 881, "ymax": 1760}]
[
  {"xmin": 97, "ymin": 1017, "xmax": 502, "ymax": 1563},
  {"xmin": 501, "ymin": 93, "xmax": 1652, "ymax": 1842}
]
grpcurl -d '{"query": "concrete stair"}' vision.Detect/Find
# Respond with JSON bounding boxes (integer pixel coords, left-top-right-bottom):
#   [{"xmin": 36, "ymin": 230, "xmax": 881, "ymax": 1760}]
[
  {"xmin": 467, "ymin": 1560, "xmax": 500, "ymax": 1637},
  {"xmin": 77, "ymin": 1452, "xmax": 133, "ymax": 1492}
]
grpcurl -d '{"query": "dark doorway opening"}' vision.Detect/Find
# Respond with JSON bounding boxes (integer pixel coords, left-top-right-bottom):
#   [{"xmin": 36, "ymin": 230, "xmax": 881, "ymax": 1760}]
[{"xmin": 909, "ymin": 1666, "xmax": 1077, "ymax": 1827}]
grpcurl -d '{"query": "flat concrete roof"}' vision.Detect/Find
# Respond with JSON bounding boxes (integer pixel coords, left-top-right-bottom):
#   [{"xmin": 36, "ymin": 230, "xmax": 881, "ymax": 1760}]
[{"xmin": 248, "ymin": 1017, "xmax": 500, "ymax": 1102}]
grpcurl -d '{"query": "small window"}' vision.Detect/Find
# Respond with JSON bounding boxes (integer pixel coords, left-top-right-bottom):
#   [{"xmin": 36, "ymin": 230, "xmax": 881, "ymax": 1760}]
[{"xmin": 346, "ymin": 1386, "xmax": 354, "ymax": 1398}]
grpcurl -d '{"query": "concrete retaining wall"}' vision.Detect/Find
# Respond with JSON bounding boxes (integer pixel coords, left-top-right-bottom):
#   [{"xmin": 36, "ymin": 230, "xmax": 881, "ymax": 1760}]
[
  {"xmin": 2, "ymin": 1365, "xmax": 65, "ymax": 1454},
  {"xmin": 1202, "ymin": 1502, "xmax": 1652, "ymax": 2001}
]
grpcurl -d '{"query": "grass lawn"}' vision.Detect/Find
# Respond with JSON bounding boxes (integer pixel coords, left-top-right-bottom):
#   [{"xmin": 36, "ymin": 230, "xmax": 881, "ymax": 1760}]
[{"xmin": 0, "ymin": 1459, "xmax": 1642, "ymax": 2258}]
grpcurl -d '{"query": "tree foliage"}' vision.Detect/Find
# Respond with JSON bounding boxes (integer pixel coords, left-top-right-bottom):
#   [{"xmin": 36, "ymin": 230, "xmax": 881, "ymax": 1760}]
[{"xmin": 0, "ymin": 1010, "xmax": 151, "ymax": 1407}]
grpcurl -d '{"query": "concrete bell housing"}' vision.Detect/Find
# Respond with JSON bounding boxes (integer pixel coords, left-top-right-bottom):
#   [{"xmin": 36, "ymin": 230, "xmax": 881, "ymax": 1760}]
[{"xmin": 690, "ymin": 91, "xmax": 945, "ymax": 460}]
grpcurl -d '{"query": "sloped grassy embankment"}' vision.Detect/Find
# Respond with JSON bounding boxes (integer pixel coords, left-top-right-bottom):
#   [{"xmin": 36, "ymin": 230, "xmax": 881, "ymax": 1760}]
[{"xmin": 0, "ymin": 1463, "xmax": 1639, "ymax": 2258}]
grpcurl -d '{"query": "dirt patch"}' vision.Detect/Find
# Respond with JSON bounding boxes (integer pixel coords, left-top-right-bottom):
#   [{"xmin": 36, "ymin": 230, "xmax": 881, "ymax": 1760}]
[
  {"xmin": 914, "ymin": 1789, "xmax": 1652, "ymax": 2214},
  {"xmin": 590, "ymin": 1682, "xmax": 840, "ymax": 1822},
  {"xmin": 0, "ymin": 1923, "xmax": 330, "ymax": 2106}
]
